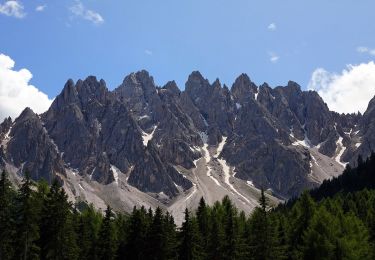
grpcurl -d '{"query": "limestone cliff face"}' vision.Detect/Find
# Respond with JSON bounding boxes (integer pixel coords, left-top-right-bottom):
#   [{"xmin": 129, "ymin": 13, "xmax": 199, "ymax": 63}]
[{"xmin": 0, "ymin": 70, "xmax": 372, "ymax": 199}]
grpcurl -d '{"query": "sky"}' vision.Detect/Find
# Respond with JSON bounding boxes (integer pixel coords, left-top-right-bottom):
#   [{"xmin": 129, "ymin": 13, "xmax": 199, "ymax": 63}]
[{"xmin": 1, "ymin": 0, "xmax": 375, "ymax": 119}]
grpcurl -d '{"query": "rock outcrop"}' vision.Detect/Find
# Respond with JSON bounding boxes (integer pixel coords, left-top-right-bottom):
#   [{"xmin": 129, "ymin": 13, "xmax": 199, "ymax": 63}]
[{"xmin": 0, "ymin": 70, "xmax": 373, "ymax": 201}]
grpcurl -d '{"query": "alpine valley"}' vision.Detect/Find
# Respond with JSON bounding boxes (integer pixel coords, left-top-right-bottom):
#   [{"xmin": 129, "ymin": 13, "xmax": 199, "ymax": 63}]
[{"xmin": 1, "ymin": 70, "xmax": 373, "ymax": 223}]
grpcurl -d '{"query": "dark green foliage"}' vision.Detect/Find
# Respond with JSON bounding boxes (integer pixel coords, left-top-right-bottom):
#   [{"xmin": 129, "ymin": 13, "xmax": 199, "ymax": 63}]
[
  {"xmin": 39, "ymin": 179, "xmax": 78, "ymax": 259},
  {"xmin": 1, "ymin": 153, "xmax": 375, "ymax": 259},
  {"xmin": 178, "ymin": 208, "xmax": 205, "ymax": 260},
  {"xmin": 14, "ymin": 172, "xmax": 40, "ymax": 260},
  {"xmin": 96, "ymin": 206, "xmax": 117, "ymax": 260},
  {"xmin": 77, "ymin": 204, "xmax": 102, "ymax": 260},
  {"xmin": 0, "ymin": 170, "xmax": 16, "ymax": 259},
  {"xmin": 310, "ymin": 152, "xmax": 375, "ymax": 200}
]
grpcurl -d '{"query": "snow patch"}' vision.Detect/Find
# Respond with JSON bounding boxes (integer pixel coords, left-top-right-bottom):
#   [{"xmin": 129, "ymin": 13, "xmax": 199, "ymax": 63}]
[
  {"xmin": 246, "ymin": 180, "xmax": 254, "ymax": 187},
  {"xmin": 215, "ymin": 136, "xmax": 255, "ymax": 206},
  {"xmin": 1, "ymin": 126, "xmax": 12, "ymax": 148},
  {"xmin": 142, "ymin": 125, "xmax": 157, "ymax": 146},
  {"xmin": 215, "ymin": 136, "xmax": 227, "ymax": 158},
  {"xmin": 292, "ymin": 135, "xmax": 313, "ymax": 148},
  {"xmin": 236, "ymin": 103, "xmax": 242, "ymax": 109},
  {"xmin": 355, "ymin": 142, "xmax": 361, "ymax": 148},
  {"xmin": 110, "ymin": 165, "xmax": 122, "ymax": 185},
  {"xmin": 254, "ymin": 92, "xmax": 259, "ymax": 100},
  {"xmin": 335, "ymin": 137, "xmax": 347, "ymax": 167},
  {"xmin": 218, "ymin": 157, "xmax": 253, "ymax": 205},
  {"xmin": 138, "ymin": 115, "xmax": 150, "ymax": 121},
  {"xmin": 89, "ymin": 167, "xmax": 96, "ymax": 180}
]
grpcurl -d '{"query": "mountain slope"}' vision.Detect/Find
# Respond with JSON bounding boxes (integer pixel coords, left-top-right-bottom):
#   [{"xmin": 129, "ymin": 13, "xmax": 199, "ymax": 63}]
[{"xmin": 0, "ymin": 70, "xmax": 372, "ymax": 220}]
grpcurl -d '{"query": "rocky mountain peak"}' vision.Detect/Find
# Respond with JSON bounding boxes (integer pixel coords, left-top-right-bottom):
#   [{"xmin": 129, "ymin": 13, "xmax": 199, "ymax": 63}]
[
  {"xmin": 6, "ymin": 107, "xmax": 66, "ymax": 183},
  {"xmin": 16, "ymin": 107, "xmax": 38, "ymax": 123},
  {"xmin": 2, "ymin": 70, "xmax": 375, "ymax": 216},
  {"xmin": 162, "ymin": 81, "xmax": 180, "ymax": 95},
  {"xmin": 75, "ymin": 76, "xmax": 109, "ymax": 105},
  {"xmin": 185, "ymin": 71, "xmax": 211, "ymax": 94},
  {"xmin": 212, "ymin": 78, "xmax": 221, "ymax": 89},
  {"xmin": 114, "ymin": 70, "xmax": 158, "ymax": 104},
  {"xmin": 231, "ymin": 73, "xmax": 258, "ymax": 103},
  {"xmin": 286, "ymin": 80, "xmax": 302, "ymax": 91}
]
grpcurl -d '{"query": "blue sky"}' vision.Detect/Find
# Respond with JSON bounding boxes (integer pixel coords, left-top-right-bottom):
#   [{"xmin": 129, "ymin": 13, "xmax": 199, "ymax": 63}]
[{"xmin": 1, "ymin": 0, "xmax": 375, "ymax": 118}]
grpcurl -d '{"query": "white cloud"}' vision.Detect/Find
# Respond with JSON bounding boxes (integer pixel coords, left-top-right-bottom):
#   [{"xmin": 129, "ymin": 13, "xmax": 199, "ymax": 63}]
[
  {"xmin": 70, "ymin": 0, "xmax": 104, "ymax": 25},
  {"xmin": 268, "ymin": 23, "xmax": 276, "ymax": 31},
  {"xmin": 357, "ymin": 46, "xmax": 375, "ymax": 56},
  {"xmin": 35, "ymin": 4, "xmax": 46, "ymax": 12},
  {"xmin": 0, "ymin": 0, "xmax": 26, "ymax": 18},
  {"xmin": 0, "ymin": 53, "xmax": 53, "ymax": 121},
  {"xmin": 144, "ymin": 49, "xmax": 153, "ymax": 56},
  {"xmin": 308, "ymin": 61, "xmax": 375, "ymax": 114},
  {"xmin": 268, "ymin": 52, "xmax": 279, "ymax": 63}
]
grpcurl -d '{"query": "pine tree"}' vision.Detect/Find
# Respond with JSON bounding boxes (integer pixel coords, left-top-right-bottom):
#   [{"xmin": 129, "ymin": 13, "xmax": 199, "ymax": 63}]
[
  {"xmin": 336, "ymin": 212, "xmax": 372, "ymax": 259},
  {"xmin": 14, "ymin": 172, "xmax": 40, "ymax": 260},
  {"xmin": 301, "ymin": 207, "xmax": 338, "ymax": 259},
  {"xmin": 97, "ymin": 205, "xmax": 117, "ymax": 260},
  {"xmin": 270, "ymin": 214, "xmax": 288, "ymax": 260},
  {"xmin": 0, "ymin": 170, "xmax": 16, "ymax": 259},
  {"xmin": 164, "ymin": 212, "xmax": 178, "ymax": 260},
  {"xmin": 39, "ymin": 179, "xmax": 78, "ymax": 260},
  {"xmin": 77, "ymin": 204, "xmax": 102, "ymax": 260},
  {"xmin": 288, "ymin": 191, "xmax": 316, "ymax": 259},
  {"xmin": 196, "ymin": 197, "xmax": 209, "ymax": 250},
  {"xmin": 123, "ymin": 206, "xmax": 149, "ymax": 259},
  {"xmin": 207, "ymin": 213, "xmax": 225, "ymax": 260},
  {"xmin": 207, "ymin": 202, "xmax": 225, "ymax": 260},
  {"xmin": 247, "ymin": 189, "xmax": 276, "ymax": 260},
  {"xmin": 222, "ymin": 196, "xmax": 239, "ymax": 260},
  {"xmin": 146, "ymin": 207, "xmax": 166, "ymax": 259},
  {"xmin": 178, "ymin": 208, "xmax": 204, "ymax": 260}
]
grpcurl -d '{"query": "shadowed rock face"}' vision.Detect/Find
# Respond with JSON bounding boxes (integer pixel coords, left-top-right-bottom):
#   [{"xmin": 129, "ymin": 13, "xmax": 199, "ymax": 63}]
[
  {"xmin": 350, "ymin": 96, "xmax": 375, "ymax": 165},
  {"xmin": 0, "ymin": 70, "xmax": 372, "ymax": 199},
  {"xmin": 5, "ymin": 108, "xmax": 65, "ymax": 183}
]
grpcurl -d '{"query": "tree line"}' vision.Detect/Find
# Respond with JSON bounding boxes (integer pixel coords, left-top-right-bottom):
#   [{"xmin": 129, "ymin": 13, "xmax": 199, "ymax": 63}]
[{"xmin": 1, "ymin": 152, "xmax": 375, "ymax": 259}]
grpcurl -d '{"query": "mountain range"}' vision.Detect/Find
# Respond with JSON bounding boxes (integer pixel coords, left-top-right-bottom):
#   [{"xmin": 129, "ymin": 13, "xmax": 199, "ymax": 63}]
[{"xmin": 1, "ymin": 70, "xmax": 374, "ymax": 223}]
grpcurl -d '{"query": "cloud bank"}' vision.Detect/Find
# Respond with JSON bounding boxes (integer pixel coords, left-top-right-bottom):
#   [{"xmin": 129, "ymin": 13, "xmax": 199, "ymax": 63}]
[
  {"xmin": 308, "ymin": 61, "xmax": 375, "ymax": 114},
  {"xmin": 70, "ymin": 0, "xmax": 104, "ymax": 25},
  {"xmin": 0, "ymin": 54, "xmax": 53, "ymax": 121},
  {"xmin": 0, "ymin": 0, "xmax": 26, "ymax": 18}
]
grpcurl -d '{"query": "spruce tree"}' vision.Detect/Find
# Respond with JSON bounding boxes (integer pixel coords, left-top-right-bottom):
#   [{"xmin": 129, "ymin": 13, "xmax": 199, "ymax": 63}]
[
  {"xmin": 196, "ymin": 197, "xmax": 209, "ymax": 250},
  {"xmin": 178, "ymin": 208, "xmax": 204, "ymax": 260},
  {"xmin": 39, "ymin": 179, "xmax": 78, "ymax": 260},
  {"xmin": 14, "ymin": 172, "xmax": 40, "ymax": 260},
  {"xmin": 97, "ymin": 205, "xmax": 117, "ymax": 260},
  {"xmin": 123, "ymin": 206, "xmax": 149, "ymax": 259},
  {"xmin": 146, "ymin": 207, "xmax": 166, "ymax": 259},
  {"xmin": 0, "ymin": 170, "xmax": 16, "ymax": 259},
  {"xmin": 77, "ymin": 204, "xmax": 102, "ymax": 260},
  {"xmin": 164, "ymin": 212, "xmax": 178, "ymax": 260},
  {"xmin": 247, "ymin": 189, "xmax": 276, "ymax": 260},
  {"xmin": 288, "ymin": 191, "xmax": 316, "ymax": 259},
  {"xmin": 222, "ymin": 196, "xmax": 239, "ymax": 260}
]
